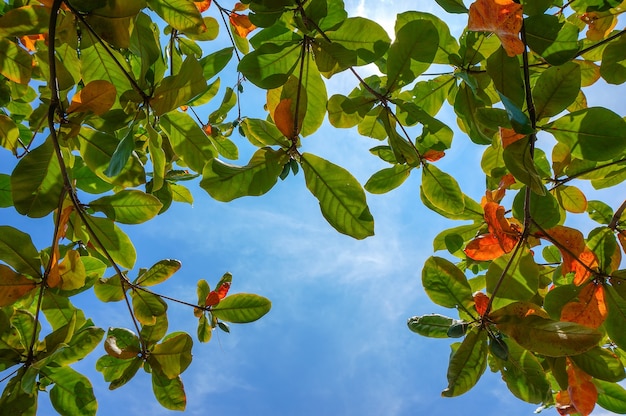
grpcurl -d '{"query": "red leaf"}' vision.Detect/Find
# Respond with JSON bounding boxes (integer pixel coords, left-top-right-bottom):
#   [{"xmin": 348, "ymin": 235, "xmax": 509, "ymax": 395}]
[
  {"xmin": 216, "ymin": 281, "xmax": 231, "ymax": 300},
  {"xmin": 484, "ymin": 201, "xmax": 519, "ymax": 253},
  {"xmin": 467, "ymin": 0, "xmax": 524, "ymax": 56},
  {"xmin": 473, "ymin": 292, "xmax": 489, "ymax": 316},
  {"xmin": 205, "ymin": 291, "xmax": 220, "ymax": 307}
]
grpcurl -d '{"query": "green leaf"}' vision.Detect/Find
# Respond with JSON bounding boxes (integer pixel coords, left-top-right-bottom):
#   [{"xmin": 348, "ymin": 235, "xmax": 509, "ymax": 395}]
[
  {"xmin": 94, "ymin": 275, "xmax": 127, "ymax": 302},
  {"xmin": 89, "ymin": 190, "xmax": 163, "ymax": 224},
  {"xmin": 96, "ymin": 355, "xmax": 142, "ymax": 390},
  {"xmin": 533, "ymin": 62, "xmax": 581, "ymax": 121},
  {"xmin": 596, "ymin": 379, "xmax": 626, "ymax": 414},
  {"xmin": 407, "ymin": 314, "xmax": 456, "ymax": 338},
  {"xmin": 495, "ymin": 315, "xmax": 602, "ymax": 357},
  {"xmin": 454, "ymin": 84, "xmax": 491, "ymax": 144},
  {"xmin": 200, "ymin": 47, "xmax": 234, "ymax": 80},
  {"xmin": 0, "ymin": 369, "xmax": 37, "ymax": 416},
  {"xmin": 197, "ymin": 314, "xmax": 212, "ymax": 343},
  {"xmin": 149, "ymin": 332, "xmax": 193, "ymax": 379},
  {"xmin": 160, "ymin": 111, "xmax": 217, "ymax": 173},
  {"xmin": 434, "ymin": 0, "xmax": 468, "ymax": 13},
  {"xmin": 212, "ymin": 293, "xmax": 271, "ymax": 323},
  {"xmin": 152, "ymin": 370, "xmax": 186, "ymax": 411},
  {"xmin": 498, "ymin": 92, "xmax": 534, "ymax": 135},
  {"xmin": 512, "ymin": 186, "xmax": 561, "ymax": 230},
  {"xmin": 0, "ymin": 174, "xmax": 11, "ymax": 207},
  {"xmin": 491, "ymin": 338, "xmax": 551, "ymax": 404},
  {"xmin": 135, "ymin": 259, "xmax": 181, "ymax": 287},
  {"xmin": 301, "ymin": 153, "xmax": 374, "ymax": 240},
  {"xmin": 422, "ymin": 256, "xmax": 474, "ymax": 313},
  {"xmin": 201, "ymin": 147, "xmax": 288, "ymax": 202},
  {"xmin": 238, "ymin": 41, "xmax": 302, "ymax": 89},
  {"xmin": 0, "ymin": 226, "xmax": 41, "ymax": 278},
  {"xmin": 0, "ymin": 39, "xmax": 32, "ymax": 84},
  {"xmin": 85, "ymin": 215, "xmax": 136, "ymax": 269},
  {"xmin": 601, "ymin": 36, "xmax": 626, "ymax": 85},
  {"xmin": 544, "ymin": 107, "xmax": 626, "ymax": 162},
  {"xmin": 0, "ymin": 114, "xmax": 19, "ymax": 155},
  {"xmin": 0, "ymin": 5, "xmax": 50, "ymax": 37},
  {"xmin": 485, "ymin": 250, "xmax": 539, "ymax": 311},
  {"xmin": 386, "ymin": 19, "xmax": 438, "ymax": 90},
  {"xmin": 313, "ymin": 17, "xmax": 391, "ymax": 77},
  {"xmin": 141, "ymin": 313, "xmax": 168, "ymax": 346},
  {"xmin": 524, "ymin": 15, "xmax": 580, "ymax": 66},
  {"xmin": 150, "ymin": 57, "xmax": 207, "ymax": 115},
  {"xmin": 570, "ymin": 346, "xmax": 625, "ymax": 382},
  {"xmin": 421, "ymin": 164, "xmax": 465, "ymax": 215},
  {"xmin": 587, "ymin": 200, "xmax": 614, "ymax": 224},
  {"xmin": 11, "ymin": 138, "xmax": 63, "ymax": 218},
  {"xmin": 147, "ymin": 0, "xmax": 206, "ymax": 35},
  {"xmin": 42, "ymin": 367, "xmax": 97, "ymax": 416},
  {"xmin": 433, "ymin": 223, "xmax": 483, "ymax": 252},
  {"xmin": 502, "ymin": 139, "xmax": 546, "ymax": 195},
  {"xmin": 442, "ymin": 327, "xmax": 488, "ymax": 397},
  {"xmin": 605, "ymin": 286, "xmax": 626, "ymax": 350},
  {"xmin": 394, "ymin": 12, "xmax": 459, "ymax": 65},
  {"xmin": 78, "ymin": 127, "xmax": 146, "ymax": 187},
  {"xmin": 131, "ymin": 290, "xmax": 167, "ymax": 325},
  {"xmin": 487, "ymin": 47, "xmax": 525, "ymax": 108},
  {"xmin": 90, "ymin": 0, "xmax": 146, "ymax": 17},
  {"xmin": 364, "ymin": 165, "xmax": 412, "ymax": 194},
  {"xmin": 240, "ymin": 118, "xmax": 291, "ymax": 148},
  {"xmin": 55, "ymin": 325, "xmax": 105, "ymax": 366}
]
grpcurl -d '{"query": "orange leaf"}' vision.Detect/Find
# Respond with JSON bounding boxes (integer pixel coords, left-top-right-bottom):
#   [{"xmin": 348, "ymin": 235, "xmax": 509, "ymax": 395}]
[
  {"xmin": 465, "ymin": 234, "xmax": 506, "ymax": 261},
  {"xmin": 194, "ymin": 0, "xmax": 211, "ymax": 12},
  {"xmin": 0, "ymin": 265, "xmax": 38, "ymax": 307},
  {"xmin": 538, "ymin": 226, "xmax": 597, "ymax": 285},
  {"xmin": 48, "ymin": 205, "xmax": 74, "ymax": 288},
  {"xmin": 216, "ymin": 281, "xmax": 231, "ymax": 300},
  {"xmin": 484, "ymin": 201, "xmax": 519, "ymax": 253},
  {"xmin": 486, "ymin": 173, "xmax": 516, "ymax": 203},
  {"xmin": 66, "ymin": 80, "xmax": 117, "ymax": 116},
  {"xmin": 422, "ymin": 149, "xmax": 445, "ymax": 162},
  {"xmin": 273, "ymin": 98, "xmax": 295, "ymax": 139},
  {"xmin": 567, "ymin": 361, "xmax": 597, "ymax": 416},
  {"xmin": 20, "ymin": 34, "xmax": 46, "ymax": 51},
  {"xmin": 499, "ymin": 127, "xmax": 526, "ymax": 148},
  {"xmin": 468, "ymin": 0, "xmax": 524, "ymax": 56},
  {"xmin": 556, "ymin": 390, "xmax": 578, "ymax": 415},
  {"xmin": 561, "ymin": 284, "xmax": 607, "ymax": 328},
  {"xmin": 233, "ymin": 2, "xmax": 247, "ymax": 11},
  {"xmin": 203, "ymin": 124, "xmax": 212, "ymax": 135},
  {"xmin": 229, "ymin": 13, "xmax": 256, "ymax": 38},
  {"xmin": 473, "ymin": 292, "xmax": 489, "ymax": 316},
  {"xmin": 180, "ymin": 105, "xmax": 188, "ymax": 112},
  {"xmin": 618, "ymin": 230, "xmax": 626, "ymax": 255}
]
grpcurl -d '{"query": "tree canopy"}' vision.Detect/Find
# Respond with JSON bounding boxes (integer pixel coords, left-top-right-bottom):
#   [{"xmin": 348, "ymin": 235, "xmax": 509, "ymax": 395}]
[{"xmin": 0, "ymin": 0, "xmax": 626, "ymax": 414}]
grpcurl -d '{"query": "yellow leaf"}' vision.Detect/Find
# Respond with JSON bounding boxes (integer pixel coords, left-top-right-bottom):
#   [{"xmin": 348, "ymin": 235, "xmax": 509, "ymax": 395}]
[
  {"xmin": 67, "ymin": 80, "xmax": 116, "ymax": 116},
  {"xmin": 0, "ymin": 264, "xmax": 37, "ymax": 307},
  {"xmin": 580, "ymin": 12, "xmax": 617, "ymax": 41},
  {"xmin": 468, "ymin": 0, "xmax": 524, "ymax": 56},
  {"xmin": 56, "ymin": 250, "xmax": 87, "ymax": 291}
]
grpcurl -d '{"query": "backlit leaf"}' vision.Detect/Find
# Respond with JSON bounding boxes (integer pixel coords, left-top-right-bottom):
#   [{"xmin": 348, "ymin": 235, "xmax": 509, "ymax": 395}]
[
  {"xmin": 496, "ymin": 314, "xmax": 602, "ymax": 357},
  {"xmin": 160, "ymin": 111, "xmax": 218, "ymax": 173},
  {"xmin": 0, "ymin": 226, "xmax": 41, "ymax": 278},
  {"xmin": 230, "ymin": 13, "xmax": 256, "ymax": 38},
  {"xmin": 596, "ymin": 379, "xmax": 626, "ymax": 414},
  {"xmin": 554, "ymin": 185, "xmax": 588, "ymax": 214},
  {"xmin": 422, "ymin": 256, "xmax": 474, "ymax": 313},
  {"xmin": 135, "ymin": 260, "xmax": 182, "ymax": 287},
  {"xmin": 0, "ymin": 264, "xmax": 37, "ymax": 307},
  {"xmin": 421, "ymin": 164, "xmax": 465, "ymax": 215},
  {"xmin": 467, "ymin": 0, "xmax": 524, "ymax": 57},
  {"xmin": 89, "ymin": 190, "xmax": 163, "ymax": 224},
  {"xmin": 131, "ymin": 290, "xmax": 167, "ymax": 326},
  {"xmin": 543, "ymin": 107, "xmax": 626, "ymax": 162},
  {"xmin": 0, "ymin": 38, "xmax": 32, "ymax": 84},
  {"xmin": 147, "ymin": 0, "xmax": 206, "ymax": 35},
  {"xmin": 211, "ymin": 293, "xmax": 271, "ymax": 323},
  {"xmin": 533, "ymin": 62, "xmax": 581, "ymax": 121},
  {"xmin": 365, "ymin": 165, "xmax": 412, "ymax": 194},
  {"xmin": 150, "ymin": 332, "xmax": 193, "ymax": 379},
  {"xmin": 43, "ymin": 367, "xmax": 97, "ymax": 416},
  {"xmin": 85, "ymin": 215, "xmax": 136, "ymax": 269},
  {"xmin": 570, "ymin": 346, "xmax": 625, "ymax": 383},
  {"xmin": 67, "ymin": 80, "xmax": 116, "ymax": 116},
  {"xmin": 301, "ymin": 153, "xmax": 374, "ymax": 239},
  {"xmin": 200, "ymin": 147, "xmax": 288, "ymax": 202},
  {"xmin": 567, "ymin": 360, "xmax": 598, "ymax": 416},
  {"xmin": 152, "ymin": 371, "xmax": 186, "ymax": 411},
  {"xmin": 442, "ymin": 327, "xmax": 488, "ymax": 397}
]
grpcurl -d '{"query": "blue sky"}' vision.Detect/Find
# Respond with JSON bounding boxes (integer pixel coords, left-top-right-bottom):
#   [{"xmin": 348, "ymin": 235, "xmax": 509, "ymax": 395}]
[{"xmin": 1, "ymin": 0, "xmax": 626, "ymax": 415}]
